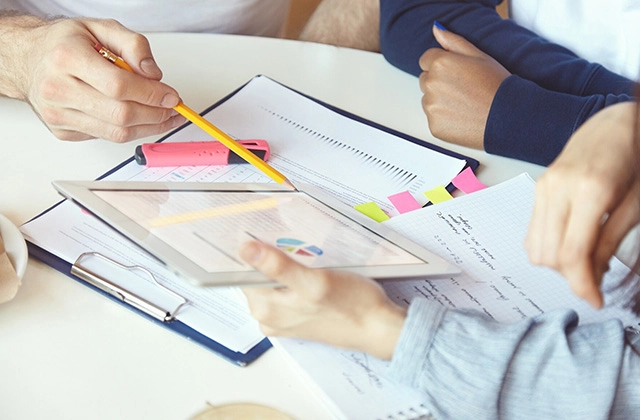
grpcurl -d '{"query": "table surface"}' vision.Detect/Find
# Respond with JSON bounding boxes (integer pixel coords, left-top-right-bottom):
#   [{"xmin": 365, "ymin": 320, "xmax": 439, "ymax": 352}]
[{"xmin": 0, "ymin": 32, "xmax": 545, "ymax": 420}]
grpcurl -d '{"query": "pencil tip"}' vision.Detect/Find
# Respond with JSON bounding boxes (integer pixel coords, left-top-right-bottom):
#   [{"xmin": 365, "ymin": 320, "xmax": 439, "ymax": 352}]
[{"xmin": 282, "ymin": 179, "xmax": 297, "ymax": 191}]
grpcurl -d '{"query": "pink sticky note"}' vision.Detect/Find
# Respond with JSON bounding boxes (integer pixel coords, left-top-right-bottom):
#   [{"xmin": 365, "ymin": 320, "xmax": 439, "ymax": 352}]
[
  {"xmin": 451, "ymin": 167, "xmax": 487, "ymax": 194},
  {"xmin": 388, "ymin": 191, "xmax": 421, "ymax": 214}
]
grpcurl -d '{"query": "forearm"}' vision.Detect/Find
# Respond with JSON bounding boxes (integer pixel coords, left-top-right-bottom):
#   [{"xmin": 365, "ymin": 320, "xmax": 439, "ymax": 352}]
[
  {"xmin": 299, "ymin": 0, "xmax": 380, "ymax": 52},
  {"xmin": 0, "ymin": 11, "xmax": 49, "ymax": 100},
  {"xmin": 380, "ymin": 0, "xmax": 633, "ymax": 96},
  {"xmin": 389, "ymin": 298, "xmax": 640, "ymax": 419},
  {"xmin": 485, "ymin": 75, "xmax": 633, "ymax": 166}
]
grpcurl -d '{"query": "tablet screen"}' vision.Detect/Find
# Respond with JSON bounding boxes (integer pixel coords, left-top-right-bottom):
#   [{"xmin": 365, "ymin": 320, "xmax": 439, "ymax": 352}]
[
  {"xmin": 54, "ymin": 181, "xmax": 459, "ymax": 286},
  {"xmin": 92, "ymin": 189, "xmax": 425, "ymax": 273}
]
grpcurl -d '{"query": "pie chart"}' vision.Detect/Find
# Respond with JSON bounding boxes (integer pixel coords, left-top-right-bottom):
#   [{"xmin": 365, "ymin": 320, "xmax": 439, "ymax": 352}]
[{"xmin": 276, "ymin": 238, "xmax": 323, "ymax": 257}]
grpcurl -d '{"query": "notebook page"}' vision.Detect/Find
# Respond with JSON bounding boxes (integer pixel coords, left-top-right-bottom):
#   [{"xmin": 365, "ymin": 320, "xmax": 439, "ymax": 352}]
[
  {"xmin": 384, "ymin": 173, "xmax": 640, "ymax": 327},
  {"xmin": 273, "ymin": 173, "xmax": 640, "ymax": 419}
]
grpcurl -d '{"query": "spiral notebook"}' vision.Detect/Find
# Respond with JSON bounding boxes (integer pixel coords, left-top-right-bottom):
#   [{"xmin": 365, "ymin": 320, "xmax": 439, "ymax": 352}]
[{"xmin": 272, "ymin": 174, "xmax": 640, "ymax": 419}]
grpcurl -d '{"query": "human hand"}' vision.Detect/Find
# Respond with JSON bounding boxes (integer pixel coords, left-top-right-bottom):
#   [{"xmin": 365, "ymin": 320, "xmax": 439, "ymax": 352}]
[
  {"xmin": 525, "ymin": 102, "xmax": 640, "ymax": 308},
  {"xmin": 239, "ymin": 241, "xmax": 407, "ymax": 360},
  {"xmin": 11, "ymin": 17, "xmax": 185, "ymax": 142},
  {"xmin": 418, "ymin": 22, "xmax": 510, "ymax": 148}
]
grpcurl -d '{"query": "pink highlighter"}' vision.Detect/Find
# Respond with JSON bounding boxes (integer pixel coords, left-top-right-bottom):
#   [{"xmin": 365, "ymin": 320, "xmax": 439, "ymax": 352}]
[{"xmin": 134, "ymin": 140, "xmax": 271, "ymax": 167}]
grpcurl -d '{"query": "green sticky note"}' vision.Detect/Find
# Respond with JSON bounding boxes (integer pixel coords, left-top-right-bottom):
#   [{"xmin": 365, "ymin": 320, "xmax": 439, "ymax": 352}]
[
  {"xmin": 354, "ymin": 202, "xmax": 390, "ymax": 222},
  {"xmin": 424, "ymin": 185, "xmax": 453, "ymax": 204}
]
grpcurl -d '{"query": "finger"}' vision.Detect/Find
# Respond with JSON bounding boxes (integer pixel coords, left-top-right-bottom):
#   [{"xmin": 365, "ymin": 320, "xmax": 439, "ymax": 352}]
[
  {"xmin": 559, "ymin": 176, "xmax": 625, "ymax": 272},
  {"xmin": 559, "ymin": 194, "xmax": 613, "ymax": 308},
  {"xmin": 418, "ymin": 71, "xmax": 428, "ymax": 93},
  {"xmin": 76, "ymin": 56, "xmax": 180, "ymax": 109},
  {"xmin": 524, "ymin": 188, "xmax": 547, "ymax": 262},
  {"xmin": 49, "ymin": 111, "xmax": 186, "ymax": 142},
  {"xmin": 83, "ymin": 18, "xmax": 163, "ymax": 79},
  {"xmin": 239, "ymin": 241, "xmax": 310, "ymax": 289},
  {"xmin": 595, "ymin": 187, "xmax": 640, "ymax": 273},
  {"xmin": 59, "ymin": 21, "xmax": 180, "ymax": 109},
  {"xmin": 432, "ymin": 21, "xmax": 484, "ymax": 57},
  {"xmin": 241, "ymin": 287, "xmax": 293, "ymax": 335},
  {"xmin": 537, "ymin": 184, "xmax": 571, "ymax": 265},
  {"xmin": 418, "ymin": 48, "xmax": 444, "ymax": 72},
  {"xmin": 525, "ymin": 175, "xmax": 568, "ymax": 266},
  {"xmin": 42, "ymin": 74, "xmax": 179, "ymax": 127}
]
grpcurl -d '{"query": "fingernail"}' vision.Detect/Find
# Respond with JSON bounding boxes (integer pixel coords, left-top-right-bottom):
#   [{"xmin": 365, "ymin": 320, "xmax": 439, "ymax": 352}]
[
  {"xmin": 171, "ymin": 115, "xmax": 186, "ymax": 127},
  {"xmin": 434, "ymin": 20, "xmax": 448, "ymax": 31},
  {"xmin": 240, "ymin": 242, "xmax": 264, "ymax": 265},
  {"xmin": 161, "ymin": 93, "xmax": 180, "ymax": 108},
  {"xmin": 140, "ymin": 58, "xmax": 162, "ymax": 77}
]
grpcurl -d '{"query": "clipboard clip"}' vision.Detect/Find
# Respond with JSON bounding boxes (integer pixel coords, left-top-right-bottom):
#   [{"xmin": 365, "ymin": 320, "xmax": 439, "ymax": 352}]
[{"xmin": 71, "ymin": 252, "xmax": 189, "ymax": 322}]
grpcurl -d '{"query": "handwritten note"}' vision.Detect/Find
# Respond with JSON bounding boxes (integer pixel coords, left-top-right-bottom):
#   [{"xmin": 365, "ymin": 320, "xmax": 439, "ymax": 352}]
[{"xmin": 385, "ymin": 174, "xmax": 640, "ymax": 326}]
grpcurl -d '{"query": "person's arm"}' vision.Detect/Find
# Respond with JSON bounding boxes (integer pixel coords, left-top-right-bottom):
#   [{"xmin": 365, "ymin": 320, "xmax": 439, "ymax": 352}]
[
  {"xmin": 486, "ymin": 74, "xmax": 633, "ymax": 166},
  {"xmin": 298, "ymin": 0, "xmax": 380, "ymax": 52},
  {"xmin": 390, "ymin": 298, "xmax": 640, "ymax": 419},
  {"xmin": 379, "ymin": 0, "xmax": 633, "ymax": 96},
  {"xmin": 386, "ymin": 5, "xmax": 633, "ymax": 165},
  {"xmin": 239, "ymin": 240, "xmax": 640, "ymax": 418},
  {"xmin": 0, "ymin": 12, "xmax": 184, "ymax": 142}
]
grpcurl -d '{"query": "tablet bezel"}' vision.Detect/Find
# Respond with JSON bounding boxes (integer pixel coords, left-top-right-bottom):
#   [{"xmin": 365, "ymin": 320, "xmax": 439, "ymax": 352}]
[{"xmin": 52, "ymin": 181, "xmax": 460, "ymax": 287}]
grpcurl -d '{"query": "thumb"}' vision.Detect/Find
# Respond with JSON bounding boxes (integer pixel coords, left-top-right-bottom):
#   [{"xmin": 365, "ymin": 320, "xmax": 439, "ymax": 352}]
[
  {"xmin": 432, "ymin": 20, "xmax": 484, "ymax": 57},
  {"xmin": 239, "ymin": 240, "xmax": 309, "ymax": 288},
  {"xmin": 84, "ymin": 18, "xmax": 163, "ymax": 80}
]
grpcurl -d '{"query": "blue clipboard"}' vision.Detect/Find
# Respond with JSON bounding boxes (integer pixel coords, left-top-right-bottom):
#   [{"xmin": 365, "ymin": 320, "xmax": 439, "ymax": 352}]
[{"xmin": 24, "ymin": 75, "xmax": 479, "ymax": 367}]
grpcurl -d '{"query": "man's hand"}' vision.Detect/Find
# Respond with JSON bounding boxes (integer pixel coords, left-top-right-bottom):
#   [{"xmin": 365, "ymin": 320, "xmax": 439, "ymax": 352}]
[
  {"xmin": 419, "ymin": 23, "xmax": 510, "ymax": 148},
  {"xmin": 525, "ymin": 102, "xmax": 640, "ymax": 308},
  {"xmin": 240, "ymin": 241, "xmax": 406, "ymax": 360},
  {"xmin": 0, "ymin": 15, "xmax": 185, "ymax": 142}
]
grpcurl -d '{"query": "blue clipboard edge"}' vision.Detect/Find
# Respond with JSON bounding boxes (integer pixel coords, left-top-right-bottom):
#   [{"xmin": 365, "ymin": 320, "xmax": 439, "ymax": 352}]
[
  {"xmin": 22, "ymin": 74, "xmax": 479, "ymax": 366},
  {"xmin": 25, "ymin": 240, "xmax": 271, "ymax": 367}
]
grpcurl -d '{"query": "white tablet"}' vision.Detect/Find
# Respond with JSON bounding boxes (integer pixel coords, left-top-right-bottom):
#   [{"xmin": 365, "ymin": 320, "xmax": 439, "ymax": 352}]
[{"xmin": 53, "ymin": 181, "xmax": 460, "ymax": 287}]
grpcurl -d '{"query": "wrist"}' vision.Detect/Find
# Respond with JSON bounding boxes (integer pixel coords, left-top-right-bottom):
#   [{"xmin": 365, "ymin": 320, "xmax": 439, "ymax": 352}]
[
  {"xmin": 0, "ymin": 13, "xmax": 50, "ymax": 100},
  {"xmin": 361, "ymin": 299, "xmax": 407, "ymax": 360}
]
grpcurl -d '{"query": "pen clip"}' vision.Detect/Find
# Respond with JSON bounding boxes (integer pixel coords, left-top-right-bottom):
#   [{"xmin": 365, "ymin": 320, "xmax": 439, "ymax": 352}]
[{"xmin": 71, "ymin": 252, "xmax": 189, "ymax": 322}]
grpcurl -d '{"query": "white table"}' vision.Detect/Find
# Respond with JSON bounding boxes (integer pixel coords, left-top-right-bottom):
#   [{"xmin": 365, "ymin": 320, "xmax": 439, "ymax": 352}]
[{"xmin": 0, "ymin": 33, "xmax": 545, "ymax": 419}]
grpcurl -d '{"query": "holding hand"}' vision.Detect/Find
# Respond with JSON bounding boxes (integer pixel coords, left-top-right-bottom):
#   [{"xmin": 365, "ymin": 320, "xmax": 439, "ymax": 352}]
[
  {"xmin": 5, "ymin": 17, "xmax": 185, "ymax": 142},
  {"xmin": 419, "ymin": 22, "xmax": 510, "ymax": 148},
  {"xmin": 239, "ymin": 241, "xmax": 407, "ymax": 360},
  {"xmin": 525, "ymin": 102, "xmax": 640, "ymax": 308}
]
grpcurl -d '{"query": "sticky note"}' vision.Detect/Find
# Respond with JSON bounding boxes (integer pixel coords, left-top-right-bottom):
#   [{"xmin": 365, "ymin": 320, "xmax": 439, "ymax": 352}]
[
  {"xmin": 354, "ymin": 202, "xmax": 390, "ymax": 222},
  {"xmin": 388, "ymin": 191, "xmax": 421, "ymax": 214},
  {"xmin": 424, "ymin": 185, "xmax": 453, "ymax": 204},
  {"xmin": 451, "ymin": 167, "xmax": 487, "ymax": 194}
]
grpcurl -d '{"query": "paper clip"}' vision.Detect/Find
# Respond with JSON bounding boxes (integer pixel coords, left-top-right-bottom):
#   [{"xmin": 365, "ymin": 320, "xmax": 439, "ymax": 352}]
[{"xmin": 71, "ymin": 252, "xmax": 189, "ymax": 322}]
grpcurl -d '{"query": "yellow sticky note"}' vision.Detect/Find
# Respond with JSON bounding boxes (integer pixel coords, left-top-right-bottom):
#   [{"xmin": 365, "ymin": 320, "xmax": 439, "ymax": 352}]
[
  {"xmin": 354, "ymin": 202, "xmax": 390, "ymax": 222},
  {"xmin": 424, "ymin": 185, "xmax": 453, "ymax": 204}
]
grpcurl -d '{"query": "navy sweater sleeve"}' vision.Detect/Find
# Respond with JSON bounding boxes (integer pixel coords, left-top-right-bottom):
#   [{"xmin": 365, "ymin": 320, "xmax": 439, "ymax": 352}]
[{"xmin": 379, "ymin": 0, "xmax": 635, "ymax": 166}]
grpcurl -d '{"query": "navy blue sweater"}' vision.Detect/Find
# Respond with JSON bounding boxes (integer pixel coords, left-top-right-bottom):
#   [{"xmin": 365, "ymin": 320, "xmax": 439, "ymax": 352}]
[{"xmin": 379, "ymin": 0, "xmax": 635, "ymax": 166}]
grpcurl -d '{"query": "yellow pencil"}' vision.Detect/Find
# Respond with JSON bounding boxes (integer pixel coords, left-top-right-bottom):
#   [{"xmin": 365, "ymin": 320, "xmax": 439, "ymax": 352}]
[{"xmin": 94, "ymin": 43, "xmax": 295, "ymax": 190}]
